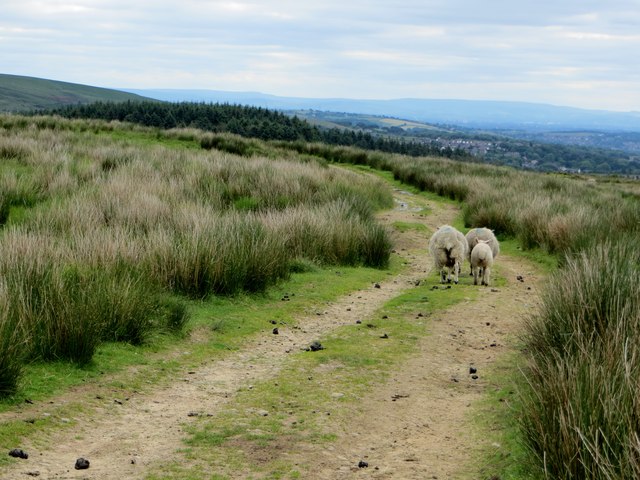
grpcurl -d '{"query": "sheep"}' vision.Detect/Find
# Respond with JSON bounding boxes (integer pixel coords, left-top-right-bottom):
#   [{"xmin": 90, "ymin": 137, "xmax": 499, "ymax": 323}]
[
  {"xmin": 470, "ymin": 239, "xmax": 494, "ymax": 286},
  {"xmin": 465, "ymin": 227, "xmax": 499, "ymax": 275},
  {"xmin": 429, "ymin": 225, "xmax": 467, "ymax": 284}
]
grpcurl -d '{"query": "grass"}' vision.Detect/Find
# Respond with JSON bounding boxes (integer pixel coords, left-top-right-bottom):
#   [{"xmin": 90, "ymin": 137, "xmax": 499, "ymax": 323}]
[
  {"xmin": 518, "ymin": 235, "xmax": 640, "ymax": 479},
  {"xmin": 2, "ymin": 113, "xmax": 640, "ymax": 478},
  {"xmin": 0, "ymin": 260, "xmax": 394, "ymax": 467},
  {"xmin": 0, "ymin": 73, "xmax": 146, "ymax": 111},
  {"xmin": 473, "ymin": 351, "xmax": 539, "ymax": 480},
  {"xmin": 392, "ymin": 220, "xmax": 430, "ymax": 233},
  {"xmin": 0, "ymin": 115, "xmax": 393, "ymax": 396}
]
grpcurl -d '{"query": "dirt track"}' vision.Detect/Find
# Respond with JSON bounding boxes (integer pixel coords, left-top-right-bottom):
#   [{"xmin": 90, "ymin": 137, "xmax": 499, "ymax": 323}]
[{"xmin": 0, "ymin": 187, "xmax": 542, "ymax": 480}]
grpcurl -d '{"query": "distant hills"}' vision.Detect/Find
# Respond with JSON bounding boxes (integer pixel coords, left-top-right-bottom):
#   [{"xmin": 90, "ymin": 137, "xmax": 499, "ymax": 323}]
[
  {"xmin": 123, "ymin": 88, "xmax": 640, "ymax": 133},
  {"xmin": 2, "ymin": 73, "xmax": 639, "ymax": 133},
  {"xmin": 0, "ymin": 74, "xmax": 149, "ymax": 112},
  {"xmin": 1, "ymin": 74, "xmax": 639, "ymax": 174}
]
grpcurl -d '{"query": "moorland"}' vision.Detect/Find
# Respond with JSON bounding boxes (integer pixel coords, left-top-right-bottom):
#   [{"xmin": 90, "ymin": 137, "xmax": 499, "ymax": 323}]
[{"xmin": 0, "ymin": 88, "xmax": 639, "ymax": 479}]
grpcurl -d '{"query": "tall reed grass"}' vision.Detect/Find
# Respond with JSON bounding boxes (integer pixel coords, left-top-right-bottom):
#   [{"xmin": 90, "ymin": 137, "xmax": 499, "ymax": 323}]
[
  {"xmin": 520, "ymin": 236, "xmax": 640, "ymax": 478},
  {"xmin": 0, "ymin": 115, "xmax": 393, "ymax": 395}
]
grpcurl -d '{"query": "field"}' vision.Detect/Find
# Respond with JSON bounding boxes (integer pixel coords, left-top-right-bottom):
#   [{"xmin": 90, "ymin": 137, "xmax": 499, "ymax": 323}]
[{"xmin": 1, "ymin": 115, "xmax": 640, "ymax": 479}]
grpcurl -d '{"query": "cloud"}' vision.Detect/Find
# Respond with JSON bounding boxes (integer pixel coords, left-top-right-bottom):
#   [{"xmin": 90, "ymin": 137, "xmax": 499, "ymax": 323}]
[{"xmin": 0, "ymin": 0, "xmax": 639, "ymax": 110}]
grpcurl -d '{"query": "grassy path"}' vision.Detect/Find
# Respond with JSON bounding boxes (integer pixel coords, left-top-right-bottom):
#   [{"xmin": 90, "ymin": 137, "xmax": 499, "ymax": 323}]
[{"xmin": 0, "ymin": 179, "xmax": 543, "ymax": 480}]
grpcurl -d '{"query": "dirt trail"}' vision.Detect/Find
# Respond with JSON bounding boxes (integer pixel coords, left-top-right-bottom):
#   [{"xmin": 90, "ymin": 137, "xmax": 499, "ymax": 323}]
[{"xmin": 0, "ymin": 188, "xmax": 541, "ymax": 480}]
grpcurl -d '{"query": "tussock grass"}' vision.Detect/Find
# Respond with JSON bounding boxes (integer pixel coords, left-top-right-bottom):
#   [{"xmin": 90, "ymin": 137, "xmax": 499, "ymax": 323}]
[
  {"xmin": 520, "ymin": 236, "xmax": 640, "ymax": 479},
  {"xmin": 0, "ymin": 115, "xmax": 393, "ymax": 396}
]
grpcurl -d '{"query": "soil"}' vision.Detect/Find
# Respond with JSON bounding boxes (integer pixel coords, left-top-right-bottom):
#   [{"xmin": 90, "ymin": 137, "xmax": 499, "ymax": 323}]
[{"xmin": 0, "ymin": 188, "xmax": 543, "ymax": 480}]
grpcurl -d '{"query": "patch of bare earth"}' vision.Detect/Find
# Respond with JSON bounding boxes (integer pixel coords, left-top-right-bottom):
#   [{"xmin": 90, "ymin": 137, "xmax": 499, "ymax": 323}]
[{"xmin": 0, "ymin": 189, "xmax": 541, "ymax": 480}]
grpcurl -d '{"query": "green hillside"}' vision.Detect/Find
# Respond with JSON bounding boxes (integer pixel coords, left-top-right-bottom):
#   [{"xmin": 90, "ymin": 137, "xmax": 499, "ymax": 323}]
[{"xmin": 0, "ymin": 73, "xmax": 150, "ymax": 112}]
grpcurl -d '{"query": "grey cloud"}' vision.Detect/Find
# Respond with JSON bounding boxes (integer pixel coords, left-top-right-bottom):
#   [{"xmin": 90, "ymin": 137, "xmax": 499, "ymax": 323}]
[{"xmin": 0, "ymin": 0, "xmax": 638, "ymax": 110}]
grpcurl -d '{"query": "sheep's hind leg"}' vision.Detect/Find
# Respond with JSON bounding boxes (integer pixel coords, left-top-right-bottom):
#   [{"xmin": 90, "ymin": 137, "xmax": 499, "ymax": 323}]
[
  {"xmin": 482, "ymin": 267, "xmax": 490, "ymax": 286},
  {"xmin": 440, "ymin": 269, "xmax": 448, "ymax": 284}
]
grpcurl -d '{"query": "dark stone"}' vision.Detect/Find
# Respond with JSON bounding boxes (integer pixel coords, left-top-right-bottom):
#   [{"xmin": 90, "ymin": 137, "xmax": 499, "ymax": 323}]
[
  {"xmin": 471, "ymin": 374, "xmax": 479, "ymax": 380},
  {"xmin": 358, "ymin": 460, "xmax": 369, "ymax": 468},
  {"xmin": 374, "ymin": 283, "xmax": 381, "ymax": 288},
  {"xmin": 469, "ymin": 367, "xmax": 477, "ymax": 374},
  {"xmin": 380, "ymin": 333, "xmax": 389, "ymax": 339},
  {"xmin": 8, "ymin": 449, "xmax": 28, "ymax": 459},
  {"xmin": 74, "ymin": 458, "xmax": 90, "ymax": 470},
  {"xmin": 272, "ymin": 328, "xmax": 279, "ymax": 335},
  {"xmin": 308, "ymin": 341, "xmax": 324, "ymax": 352}
]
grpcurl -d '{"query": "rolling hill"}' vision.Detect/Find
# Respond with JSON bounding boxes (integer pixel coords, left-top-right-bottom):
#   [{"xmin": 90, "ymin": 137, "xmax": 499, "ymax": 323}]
[
  {"xmin": 0, "ymin": 73, "xmax": 150, "ymax": 112},
  {"xmin": 123, "ymin": 88, "xmax": 640, "ymax": 133}
]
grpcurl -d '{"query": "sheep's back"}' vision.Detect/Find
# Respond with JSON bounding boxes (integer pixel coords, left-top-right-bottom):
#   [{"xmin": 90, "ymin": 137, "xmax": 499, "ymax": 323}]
[
  {"xmin": 466, "ymin": 227, "xmax": 499, "ymax": 258},
  {"xmin": 470, "ymin": 242, "xmax": 494, "ymax": 267},
  {"xmin": 429, "ymin": 225, "xmax": 466, "ymax": 264}
]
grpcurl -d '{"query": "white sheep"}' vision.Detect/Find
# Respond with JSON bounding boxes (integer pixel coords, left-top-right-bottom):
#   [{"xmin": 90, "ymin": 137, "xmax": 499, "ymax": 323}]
[
  {"xmin": 470, "ymin": 239, "xmax": 494, "ymax": 286},
  {"xmin": 465, "ymin": 227, "xmax": 499, "ymax": 275},
  {"xmin": 429, "ymin": 225, "xmax": 467, "ymax": 284}
]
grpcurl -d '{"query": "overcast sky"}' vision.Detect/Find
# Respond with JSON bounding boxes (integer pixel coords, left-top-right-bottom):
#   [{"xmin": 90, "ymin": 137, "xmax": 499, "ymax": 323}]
[{"xmin": 2, "ymin": 1, "xmax": 640, "ymax": 111}]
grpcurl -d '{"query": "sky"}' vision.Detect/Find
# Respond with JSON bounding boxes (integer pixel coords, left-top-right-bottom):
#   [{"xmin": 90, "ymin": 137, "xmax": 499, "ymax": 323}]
[{"xmin": 2, "ymin": 0, "xmax": 640, "ymax": 112}]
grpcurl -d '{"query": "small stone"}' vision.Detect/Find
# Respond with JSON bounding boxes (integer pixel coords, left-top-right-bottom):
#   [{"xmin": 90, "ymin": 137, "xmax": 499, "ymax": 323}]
[
  {"xmin": 356, "ymin": 319, "xmax": 362, "ymax": 324},
  {"xmin": 358, "ymin": 460, "xmax": 369, "ymax": 468},
  {"xmin": 270, "ymin": 320, "xmax": 277, "ymax": 324},
  {"xmin": 380, "ymin": 333, "xmax": 389, "ymax": 339},
  {"xmin": 374, "ymin": 283, "xmax": 381, "ymax": 289},
  {"xmin": 469, "ymin": 367, "xmax": 477, "ymax": 374},
  {"xmin": 272, "ymin": 328, "xmax": 279, "ymax": 335},
  {"xmin": 8, "ymin": 449, "xmax": 29, "ymax": 459},
  {"xmin": 382, "ymin": 315, "xmax": 388, "ymax": 319},
  {"xmin": 471, "ymin": 374, "xmax": 479, "ymax": 380},
  {"xmin": 308, "ymin": 341, "xmax": 324, "ymax": 352},
  {"xmin": 74, "ymin": 458, "xmax": 90, "ymax": 470}
]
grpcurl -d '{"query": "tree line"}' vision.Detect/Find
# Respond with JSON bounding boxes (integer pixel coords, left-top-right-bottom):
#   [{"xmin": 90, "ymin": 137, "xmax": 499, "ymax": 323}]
[{"xmin": 44, "ymin": 101, "xmax": 470, "ymax": 160}]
